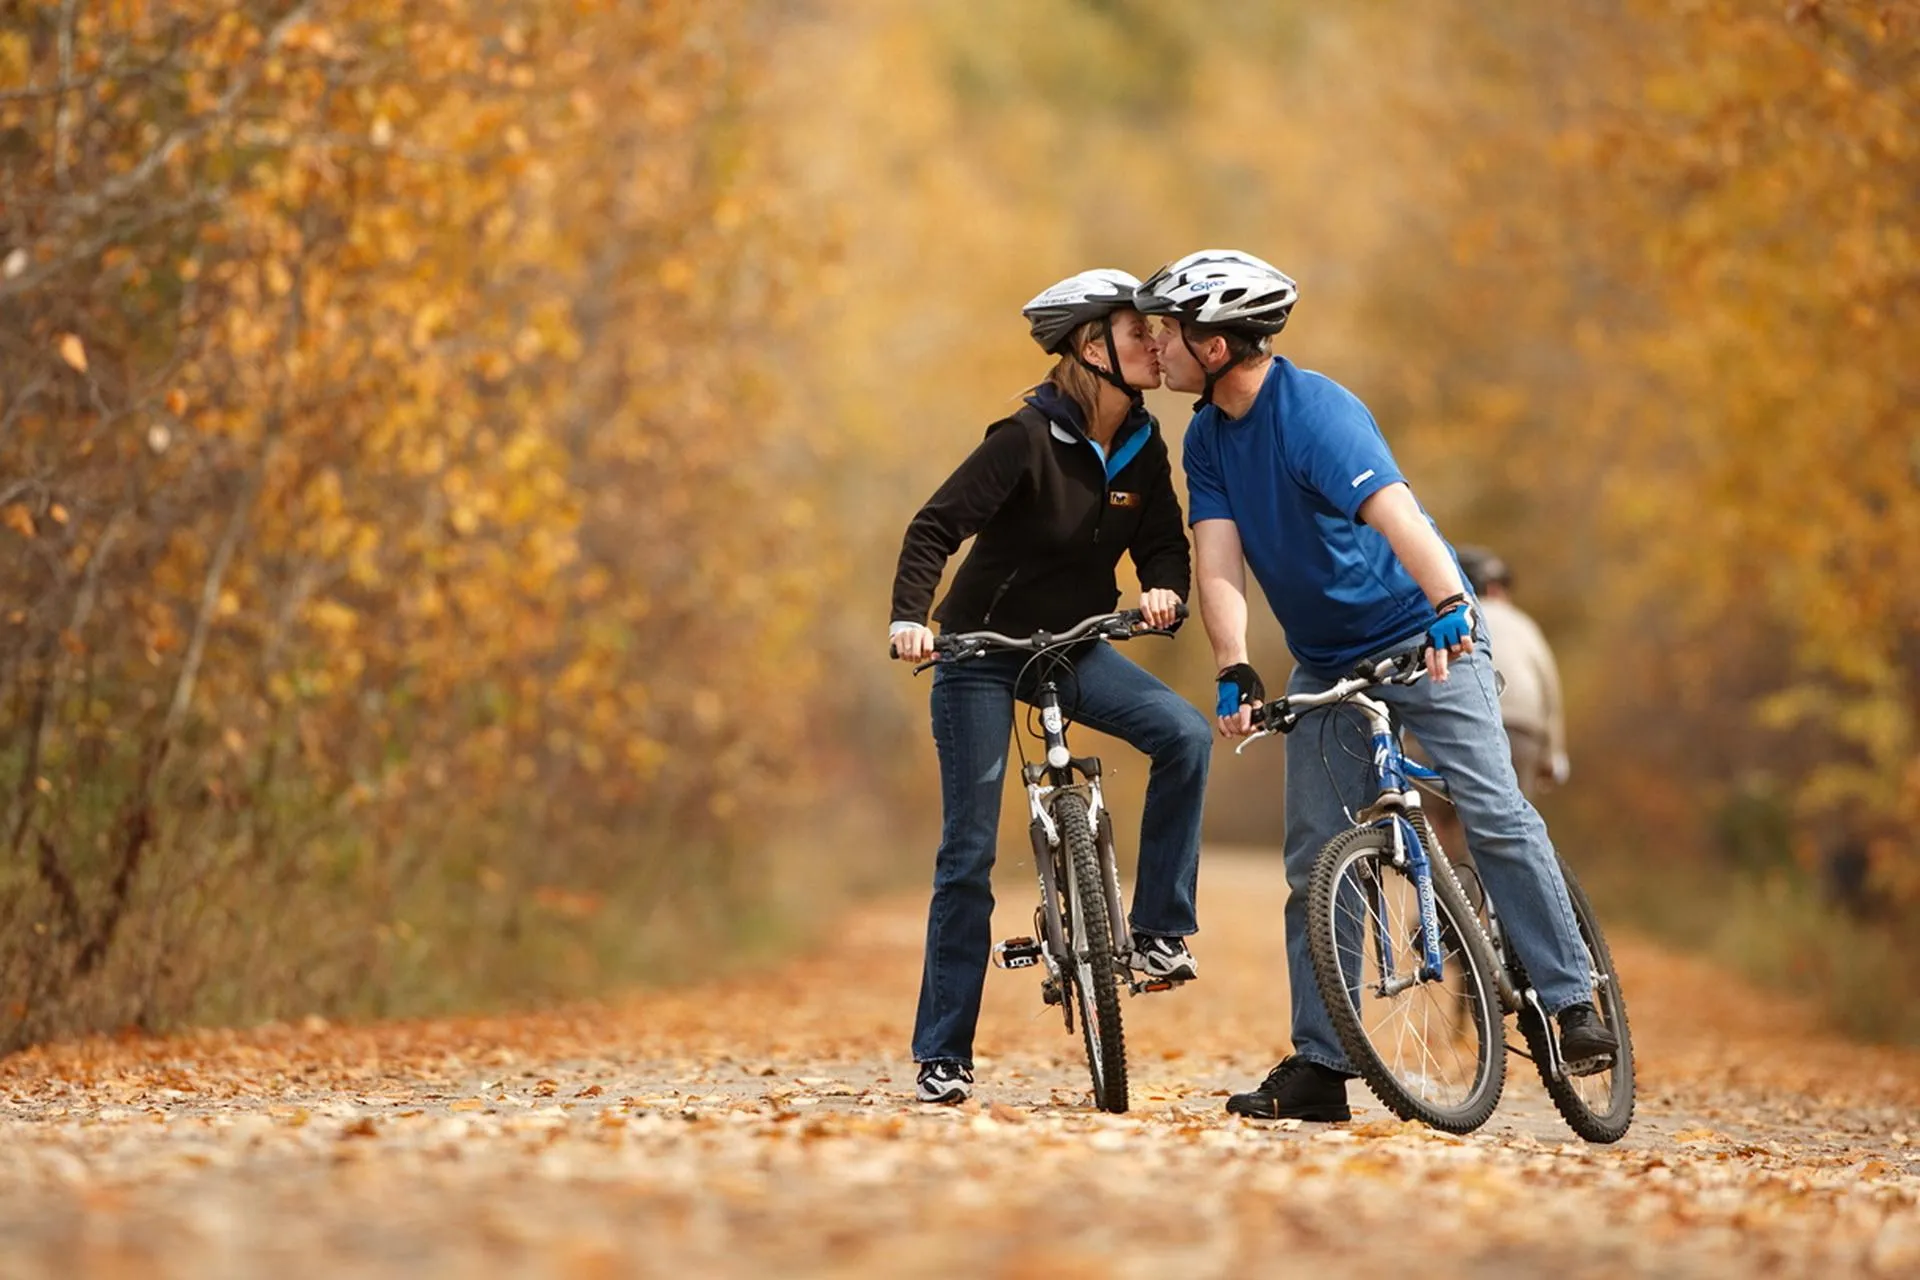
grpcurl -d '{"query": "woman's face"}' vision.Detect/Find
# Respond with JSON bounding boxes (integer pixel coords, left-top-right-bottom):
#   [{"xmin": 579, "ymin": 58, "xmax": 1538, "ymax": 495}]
[{"xmin": 1082, "ymin": 308, "xmax": 1162, "ymax": 391}]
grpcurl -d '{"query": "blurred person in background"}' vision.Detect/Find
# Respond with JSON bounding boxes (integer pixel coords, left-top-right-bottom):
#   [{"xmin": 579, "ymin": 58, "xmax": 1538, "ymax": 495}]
[
  {"xmin": 1455, "ymin": 545, "xmax": 1569, "ymax": 797},
  {"xmin": 1140, "ymin": 249, "xmax": 1614, "ymax": 1123},
  {"xmin": 887, "ymin": 269, "xmax": 1212, "ymax": 1106}
]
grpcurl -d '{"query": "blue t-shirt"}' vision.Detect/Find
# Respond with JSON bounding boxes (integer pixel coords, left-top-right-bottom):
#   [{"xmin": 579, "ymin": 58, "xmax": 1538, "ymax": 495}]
[{"xmin": 1183, "ymin": 358, "xmax": 1442, "ymax": 677}]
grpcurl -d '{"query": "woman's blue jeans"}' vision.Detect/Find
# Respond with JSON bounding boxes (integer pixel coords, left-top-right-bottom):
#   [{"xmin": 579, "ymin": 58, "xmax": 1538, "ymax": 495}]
[{"xmin": 912, "ymin": 641, "xmax": 1211, "ymax": 1067}]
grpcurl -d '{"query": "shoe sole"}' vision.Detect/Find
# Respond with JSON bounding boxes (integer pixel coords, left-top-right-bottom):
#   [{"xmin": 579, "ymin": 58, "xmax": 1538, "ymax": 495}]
[
  {"xmin": 917, "ymin": 1087, "xmax": 971, "ymax": 1105},
  {"xmin": 1225, "ymin": 1100, "xmax": 1350, "ymax": 1123}
]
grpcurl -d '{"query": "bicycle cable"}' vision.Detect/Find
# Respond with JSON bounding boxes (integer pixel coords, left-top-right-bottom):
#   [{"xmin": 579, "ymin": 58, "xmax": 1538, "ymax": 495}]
[{"xmin": 1012, "ymin": 641, "xmax": 1088, "ymax": 776}]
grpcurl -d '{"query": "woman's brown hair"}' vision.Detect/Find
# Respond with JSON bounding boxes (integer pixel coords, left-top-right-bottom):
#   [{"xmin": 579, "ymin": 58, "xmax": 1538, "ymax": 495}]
[{"xmin": 1039, "ymin": 316, "xmax": 1113, "ymax": 428}]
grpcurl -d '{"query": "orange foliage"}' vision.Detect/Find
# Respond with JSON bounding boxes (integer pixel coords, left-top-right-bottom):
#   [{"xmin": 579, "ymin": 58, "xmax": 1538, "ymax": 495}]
[{"xmin": 0, "ymin": 0, "xmax": 841, "ymax": 1046}]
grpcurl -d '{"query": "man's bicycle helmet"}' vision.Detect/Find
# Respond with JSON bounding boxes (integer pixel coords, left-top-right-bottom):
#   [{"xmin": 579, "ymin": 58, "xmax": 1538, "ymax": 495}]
[
  {"xmin": 1136, "ymin": 250, "xmax": 1298, "ymax": 407},
  {"xmin": 1134, "ymin": 249, "xmax": 1298, "ymax": 333}
]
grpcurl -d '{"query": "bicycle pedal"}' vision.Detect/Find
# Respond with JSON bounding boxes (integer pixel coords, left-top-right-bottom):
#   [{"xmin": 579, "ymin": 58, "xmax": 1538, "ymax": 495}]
[
  {"xmin": 1563, "ymin": 1053, "xmax": 1613, "ymax": 1078},
  {"xmin": 993, "ymin": 936, "xmax": 1043, "ymax": 970}
]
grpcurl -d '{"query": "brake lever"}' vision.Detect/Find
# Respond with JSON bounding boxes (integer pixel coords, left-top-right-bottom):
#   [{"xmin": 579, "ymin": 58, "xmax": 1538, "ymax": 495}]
[{"xmin": 1233, "ymin": 728, "xmax": 1274, "ymax": 755}]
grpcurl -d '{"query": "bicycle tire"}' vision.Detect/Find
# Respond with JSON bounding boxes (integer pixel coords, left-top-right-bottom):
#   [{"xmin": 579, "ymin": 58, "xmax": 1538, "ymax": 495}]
[
  {"xmin": 1307, "ymin": 820, "xmax": 1506, "ymax": 1133},
  {"xmin": 1053, "ymin": 790, "xmax": 1128, "ymax": 1113},
  {"xmin": 1517, "ymin": 855, "xmax": 1636, "ymax": 1143}
]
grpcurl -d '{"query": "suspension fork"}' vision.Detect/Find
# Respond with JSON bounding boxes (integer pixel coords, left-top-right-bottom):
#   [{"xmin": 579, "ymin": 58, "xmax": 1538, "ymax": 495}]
[
  {"xmin": 1025, "ymin": 679, "xmax": 1072, "ymax": 962},
  {"xmin": 1090, "ymin": 772, "xmax": 1130, "ymax": 961},
  {"xmin": 1397, "ymin": 814, "xmax": 1446, "ymax": 983}
]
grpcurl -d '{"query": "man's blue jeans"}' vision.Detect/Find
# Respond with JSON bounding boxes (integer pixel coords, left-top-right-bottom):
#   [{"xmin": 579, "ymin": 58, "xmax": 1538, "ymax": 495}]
[
  {"xmin": 1281, "ymin": 632, "xmax": 1592, "ymax": 1074},
  {"xmin": 913, "ymin": 641, "xmax": 1211, "ymax": 1067}
]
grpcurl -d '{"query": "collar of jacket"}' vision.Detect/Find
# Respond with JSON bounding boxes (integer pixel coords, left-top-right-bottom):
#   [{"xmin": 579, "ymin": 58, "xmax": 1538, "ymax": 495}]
[{"xmin": 1025, "ymin": 383, "xmax": 1152, "ymax": 468}]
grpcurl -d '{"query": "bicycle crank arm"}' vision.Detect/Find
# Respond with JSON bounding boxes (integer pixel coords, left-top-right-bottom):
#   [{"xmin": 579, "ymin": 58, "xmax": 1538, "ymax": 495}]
[{"xmin": 1522, "ymin": 988, "xmax": 1565, "ymax": 1081}]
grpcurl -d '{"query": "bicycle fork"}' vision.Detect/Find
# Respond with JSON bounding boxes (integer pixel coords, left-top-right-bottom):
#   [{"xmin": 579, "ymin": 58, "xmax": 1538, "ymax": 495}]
[{"xmin": 1370, "ymin": 813, "xmax": 1446, "ymax": 994}]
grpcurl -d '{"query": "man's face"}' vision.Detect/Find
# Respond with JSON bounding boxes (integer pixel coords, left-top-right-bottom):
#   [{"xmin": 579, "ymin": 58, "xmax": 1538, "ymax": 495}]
[{"xmin": 1152, "ymin": 318, "xmax": 1214, "ymax": 395}]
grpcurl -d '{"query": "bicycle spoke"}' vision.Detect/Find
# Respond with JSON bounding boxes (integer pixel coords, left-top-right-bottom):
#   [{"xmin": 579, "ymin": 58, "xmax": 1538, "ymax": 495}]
[{"xmin": 1328, "ymin": 854, "xmax": 1485, "ymax": 1109}]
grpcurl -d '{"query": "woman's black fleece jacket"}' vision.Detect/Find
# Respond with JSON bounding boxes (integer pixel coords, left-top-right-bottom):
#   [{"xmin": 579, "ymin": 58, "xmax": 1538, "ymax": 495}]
[{"xmin": 890, "ymin": 384, "xmax": 1191, "ymax": 638}]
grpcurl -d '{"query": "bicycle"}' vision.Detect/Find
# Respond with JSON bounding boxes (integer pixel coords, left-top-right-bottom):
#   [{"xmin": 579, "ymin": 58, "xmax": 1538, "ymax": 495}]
[
  {"xmin": 1238, "ymin": 649, "xmax": 1636, "ymax": 1141},
  {"xmin": 905, "ymin": 606, "xmax": 1189, "ymax": 1114}
]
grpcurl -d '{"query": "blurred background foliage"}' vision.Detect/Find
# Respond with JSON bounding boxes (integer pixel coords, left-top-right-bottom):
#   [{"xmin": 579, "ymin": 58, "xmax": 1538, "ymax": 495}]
[{"xmin": 2, "ymin": 0, "xmax": 1915, "ymax": 1049}]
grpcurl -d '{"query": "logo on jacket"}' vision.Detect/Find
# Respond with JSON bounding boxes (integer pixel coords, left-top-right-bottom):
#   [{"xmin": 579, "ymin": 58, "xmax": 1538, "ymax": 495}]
[{"xmin": 1108, "ymin": 491, "xmax": 1140, "ymax": 507}]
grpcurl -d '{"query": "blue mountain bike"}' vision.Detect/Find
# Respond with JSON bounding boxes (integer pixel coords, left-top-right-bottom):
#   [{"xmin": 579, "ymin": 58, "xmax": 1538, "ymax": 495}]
[{"xmin": 1242, "ymin": 651, "xmax": 1635, "ymax": 1141}]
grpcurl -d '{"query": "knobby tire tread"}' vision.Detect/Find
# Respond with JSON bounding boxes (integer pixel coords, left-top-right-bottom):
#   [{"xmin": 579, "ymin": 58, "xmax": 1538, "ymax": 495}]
[
  {"xmin": 1307, "ymin": 820, "xmax": 1505, "ymax": 1133},
  {"xmin": 1519, "ymin": 855, "xmax": 1637, "ymax": 1143},
  {"xmin": 1054, "ymin": 791, "xmax": 1128, "ymax": 1114}
]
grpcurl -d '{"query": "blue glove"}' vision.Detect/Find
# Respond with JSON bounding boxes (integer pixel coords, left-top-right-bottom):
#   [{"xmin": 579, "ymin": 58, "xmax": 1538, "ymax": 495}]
[
  {"xmin": 1427, "ymin": 599, "xmax": 1474, "ymax": 651},
  {"xmin": 1215, "ymin": 663, "xmax": 1265, "ymax": 717}
]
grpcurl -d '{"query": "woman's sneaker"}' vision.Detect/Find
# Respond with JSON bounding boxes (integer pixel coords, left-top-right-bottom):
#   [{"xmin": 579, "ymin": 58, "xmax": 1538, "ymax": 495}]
[
  {"xmin": 916, "ymin": 1061, "xmax": 973, "ymax": 1104},
  {"xmin": 1132, "ymin": 934, "xmax": 1199, "ymax": 982}
]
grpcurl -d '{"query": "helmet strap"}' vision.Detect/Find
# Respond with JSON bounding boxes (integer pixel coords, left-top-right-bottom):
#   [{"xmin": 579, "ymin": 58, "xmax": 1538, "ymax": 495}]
[
  {"xmin": 1185, "ymin": 332, "xmax": 1251, "ymax": 412},
  {"xmin": 1072, "ymin": 317, "xmax": 1141, "ymax": 400}
]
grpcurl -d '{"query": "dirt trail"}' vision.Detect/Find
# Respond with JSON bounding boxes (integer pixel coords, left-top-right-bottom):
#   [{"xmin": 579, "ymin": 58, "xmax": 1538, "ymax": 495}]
[{"xmin": 2, "ymin": 850, "xmax": 1917, "ymax": 1278}]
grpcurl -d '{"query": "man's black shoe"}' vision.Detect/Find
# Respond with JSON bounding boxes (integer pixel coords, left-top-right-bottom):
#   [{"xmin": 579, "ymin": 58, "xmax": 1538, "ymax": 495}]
[
  {"xmin": 1225, "ymin": 1056, "xmax": 1352, "ymax": 1122},
  {"xmin": 1557, "ymin": 1002, "xmax": 1618, "ymax": 1072}
]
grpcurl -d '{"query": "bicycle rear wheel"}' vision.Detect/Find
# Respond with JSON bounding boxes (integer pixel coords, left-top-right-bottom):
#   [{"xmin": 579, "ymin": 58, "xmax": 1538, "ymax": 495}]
[
  {"xmin": 1517, "ymin": 855, "xmax": 1636, "ymax": 1143},
  {"xmin": 1053, "ymin": 790, "xmax": 1128, "ymax": 1113},
  {"xmin": 1307, "ymin": 821, "xmax": 1505, "ymax": 1133}
]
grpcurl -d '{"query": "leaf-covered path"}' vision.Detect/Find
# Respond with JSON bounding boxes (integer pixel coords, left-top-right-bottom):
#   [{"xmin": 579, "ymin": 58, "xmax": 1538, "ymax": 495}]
[{"xmin": 2, "ymin": 852, "xmax": 1917, "ymax": 1278}]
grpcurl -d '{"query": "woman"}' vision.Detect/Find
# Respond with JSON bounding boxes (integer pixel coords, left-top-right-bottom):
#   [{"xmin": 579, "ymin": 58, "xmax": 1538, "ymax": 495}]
[{"xmin": 888, "ymin": 269, "xmax": 1212, "ymax": 1105}]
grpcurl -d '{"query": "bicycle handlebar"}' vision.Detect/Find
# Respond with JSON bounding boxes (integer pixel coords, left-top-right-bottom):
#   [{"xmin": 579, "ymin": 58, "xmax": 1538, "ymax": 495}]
[
  {"xmin": 893, "ymin": 604, "xmax": 1188, "ymax": 669},
  {"xmin": 1246, "ymin": 647, "xmax": 1428, "ymax": 738}
]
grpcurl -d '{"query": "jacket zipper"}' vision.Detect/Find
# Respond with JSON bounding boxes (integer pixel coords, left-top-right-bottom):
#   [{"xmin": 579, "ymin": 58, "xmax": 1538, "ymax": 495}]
[
  {"xmin": 982, "ymin": 568, "xmax": 1019, "ymax": 625},
  {"xmin": 1091, "ymin": 433, "xmax": 1111, "ymax": 544}
]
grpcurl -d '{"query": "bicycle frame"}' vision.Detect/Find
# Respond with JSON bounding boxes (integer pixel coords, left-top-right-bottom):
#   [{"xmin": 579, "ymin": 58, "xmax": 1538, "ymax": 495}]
[
  {"xmin": 1020, "ymin": 674, "xmax": 1141, "ymax": 1022},
  {"xmin": 1238, "ymin": 668, "xmax": 1507, "ymax": 1002}
]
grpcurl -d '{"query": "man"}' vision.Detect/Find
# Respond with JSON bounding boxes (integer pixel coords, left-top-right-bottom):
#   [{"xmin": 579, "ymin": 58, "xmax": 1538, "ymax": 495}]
[
  {"xmin": 1136, "ymin": 250, "xmax": 1614, "ymax": 1122},
  {"xmin": 1455, "ymin": 545, "xmax": 1569, "ymax": 798}
]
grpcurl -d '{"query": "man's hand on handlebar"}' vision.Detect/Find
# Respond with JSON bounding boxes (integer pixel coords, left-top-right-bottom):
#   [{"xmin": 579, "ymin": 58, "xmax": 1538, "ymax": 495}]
[
  {"xmin": 1215, "ymin": 662, "xmax": 1264, "ymax": 740},
  {"xmin": 1424, "ymin": 595, "xmax": 1474, "ymax": 682}
]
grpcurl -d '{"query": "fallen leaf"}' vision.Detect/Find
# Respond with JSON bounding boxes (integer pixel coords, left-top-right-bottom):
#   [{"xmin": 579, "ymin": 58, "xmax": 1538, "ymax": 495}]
[{"xmin": 57, "ymin": 333, "xmax": 87, "ymax": 372}]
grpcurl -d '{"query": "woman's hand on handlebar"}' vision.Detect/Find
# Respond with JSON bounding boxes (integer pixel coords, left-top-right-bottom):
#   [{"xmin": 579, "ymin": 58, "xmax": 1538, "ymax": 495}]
[
  {"xmin": 889, "ymin": 623, "xmax": 935, "ymax": 663},
  {"xmin": 1139, "ymin": 588, "xmax": 1183, "ymax": 631}
]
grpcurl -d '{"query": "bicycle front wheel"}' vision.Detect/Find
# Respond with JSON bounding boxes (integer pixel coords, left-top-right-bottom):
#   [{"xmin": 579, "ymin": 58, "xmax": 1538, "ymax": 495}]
[
  {"xmin": 1053, "ymin": 790, "xmax": 1128, "ymax": 1114},
  {"xmin": 1517, "ymin": 854, "xmax": 1636, "ymax": 1143},
  {"xmin": 1307, "ymin": 820, "xmax": 1506, "ymax": 1133}
]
